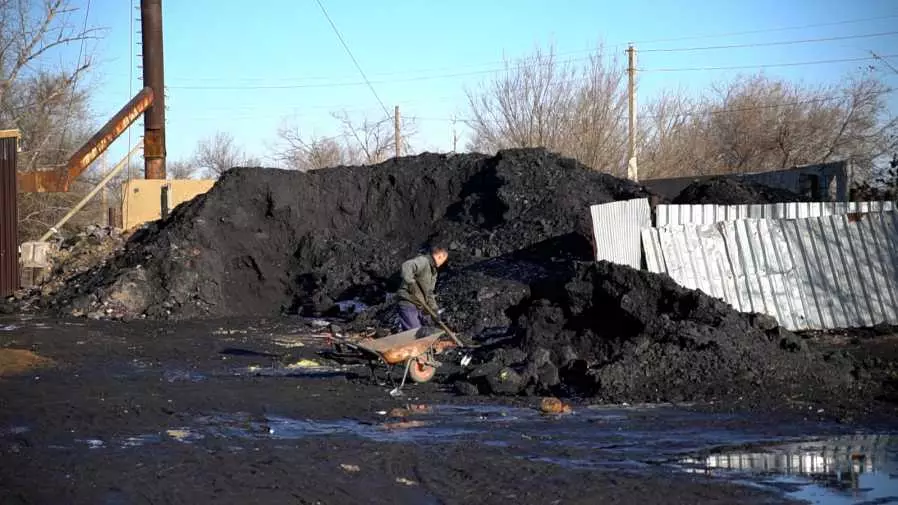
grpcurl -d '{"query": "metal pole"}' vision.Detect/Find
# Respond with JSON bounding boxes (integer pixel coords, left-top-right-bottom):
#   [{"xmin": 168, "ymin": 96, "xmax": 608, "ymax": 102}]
[
  {"xmin": 0, "ymin": 130, "xmax": 20, "ymax": 297},
  {"xmin": 39, "ymin": 144, "xmax": 143, "ymax": 242},
  {"xmin": 394, "ymin": 105, "xmax": 401, "ymax": 158},
  {"xmin": 141, "ymin": 0, "xmax": 166, "ymax": 179},
  {"xmin": 627, "ymin": 44, "xmax": 638, "ymax": 182}
]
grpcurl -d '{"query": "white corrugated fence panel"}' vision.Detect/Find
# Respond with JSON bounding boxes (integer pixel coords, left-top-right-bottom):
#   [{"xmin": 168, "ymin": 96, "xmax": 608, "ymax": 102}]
[
  {"xmin": 650, "ymin": 211, "xmax": 898, "ymax": 331},
  {"xmin": 641, "ymin": 228, "xmax": 666, "ymax": 274},
  {"xmin": 590, "ymin": 198, "xmax": 651, "ymax": 268},
  {"xmin": 655, "ymin": 201, "xmax": 896, "ymax": 227}
]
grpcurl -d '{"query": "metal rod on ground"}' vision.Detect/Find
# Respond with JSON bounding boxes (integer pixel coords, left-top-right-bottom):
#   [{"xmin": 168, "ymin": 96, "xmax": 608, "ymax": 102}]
[
  {"xmin": 626, "ymin": 44, "xmax": 638, "ymax": 182},
  {"xmin": 39, "ymin": 143, "xmax": 143, "ymax": 242}
]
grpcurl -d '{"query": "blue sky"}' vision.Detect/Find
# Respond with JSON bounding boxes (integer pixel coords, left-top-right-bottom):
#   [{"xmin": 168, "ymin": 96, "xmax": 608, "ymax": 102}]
[{"xmin": 64, "ymin": 0, "xmax": 898, "ymax": 170}]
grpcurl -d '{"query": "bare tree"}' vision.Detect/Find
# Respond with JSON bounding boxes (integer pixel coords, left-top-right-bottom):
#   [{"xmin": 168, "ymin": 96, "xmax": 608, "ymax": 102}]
[
  {"xmin": 465, "ymin": 44, "xmax": 628, "ymax": 175},
  {"xmin": 167, "ymin": 160, "xmax": 199, "ymax": 179},
  {"xmin": 274, "ymin": 111, "xmax": 418, "ymax": 171},
  {"xmin": 1, "ymin": 0, "xmax": 101, "ymax": 241},
  {"xmin": 193, "ymin": 131, "xmax": 252, "ymax": 178},
  {"xmin": 0, "ymin": 0, "xmax": 99, "ymax": 105},
  {"xmin": 639, "ymin": 73, "xmax": 897, "ymax": 180},
  {"xmin": 275, "ymin": 127, "xmax": 350, "ymax": 171}
]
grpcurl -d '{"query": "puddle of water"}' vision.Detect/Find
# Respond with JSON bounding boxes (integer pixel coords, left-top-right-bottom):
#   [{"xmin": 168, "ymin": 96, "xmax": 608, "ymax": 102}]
[
  {"xmin": 162, "ymin": 369, "xmax": 206, "ymax": 383},
  {"xmin": 59, "ymin": 400, "xmax": 895, "ymax": 503},
  {"xmin": 76, "ymin": 438, "xmax": 106, "ymax": 449},
  {"xmin": 679, "ymin": 435, "xmax": 898, "ymax": 505},
  {"xmin": 119, "ymin": 434, "xmax": 161, "ymax": 448}
]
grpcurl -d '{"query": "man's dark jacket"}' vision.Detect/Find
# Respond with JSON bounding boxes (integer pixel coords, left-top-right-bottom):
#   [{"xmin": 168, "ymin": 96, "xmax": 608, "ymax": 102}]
[{"xmin": 396, "ymin": 254, "xmax": 438, "ymax": 311}]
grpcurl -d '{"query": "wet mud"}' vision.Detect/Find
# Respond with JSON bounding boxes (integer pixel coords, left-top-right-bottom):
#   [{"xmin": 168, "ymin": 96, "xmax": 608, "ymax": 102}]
[{"xmin": 1, "ymin": 315, "xmax": 896, "ymax": 504}]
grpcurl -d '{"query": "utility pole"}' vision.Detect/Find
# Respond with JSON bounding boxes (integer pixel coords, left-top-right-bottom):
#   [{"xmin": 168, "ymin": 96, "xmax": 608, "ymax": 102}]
[
  {"xmin": 394, "ymin": 105, "xmax": 401, "ymax": 158},
  {"xmin": 451, "ymin": 115, "xmax": 458, "ymax": 153},
  {"xmin": 101, "ymin": 152, "xmax": 109, "ymax": 224},
  {"xmin": 141, "ymin": 0, "xmax": 166, "ymax": 179},
  {"xmin": 626, "ymin": 44, "xmax": 638, "ymax": 182}
]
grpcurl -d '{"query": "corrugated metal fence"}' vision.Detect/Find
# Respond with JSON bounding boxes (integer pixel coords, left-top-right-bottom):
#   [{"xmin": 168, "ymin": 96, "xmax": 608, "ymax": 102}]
[
  {"xmin": 657, "ymin": 201, "xmax": 895, "ymax": 227},
  {"xmin": 590, "ymin": 198, "xmax": 650, "ymax": 268},
  {"xmin": 643, "ymin": 209, "xmax": 898, "ymax": 331},
  {"xmin": 0, "ymin": 131, "xmax": 19, "ymax": 297}
]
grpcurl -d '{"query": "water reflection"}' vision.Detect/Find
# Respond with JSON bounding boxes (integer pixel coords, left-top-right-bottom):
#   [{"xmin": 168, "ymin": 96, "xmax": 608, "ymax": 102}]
[{"xmin": 680, "ymin": 435, "xmax": 898, "ymax": 505}]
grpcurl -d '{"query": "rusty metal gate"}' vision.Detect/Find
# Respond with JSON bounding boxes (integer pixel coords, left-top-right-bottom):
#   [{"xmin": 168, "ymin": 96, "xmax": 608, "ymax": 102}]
[{"xmin": 0, "ymin": 130, "xmax": 19, "ymax": 297}]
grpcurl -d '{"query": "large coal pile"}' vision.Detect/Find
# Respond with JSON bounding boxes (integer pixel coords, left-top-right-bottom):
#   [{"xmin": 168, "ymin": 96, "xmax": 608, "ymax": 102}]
[
  {"xmin": 455, "ymin": 261, "xmax": 861, "ymax": 406},
  {"xmin": 673, "ymin": 176, "xmax": 810, "ymax": 204},
  {"xmin": 49, "ymin": 149, "xmax": 651, "ymax": 323}
]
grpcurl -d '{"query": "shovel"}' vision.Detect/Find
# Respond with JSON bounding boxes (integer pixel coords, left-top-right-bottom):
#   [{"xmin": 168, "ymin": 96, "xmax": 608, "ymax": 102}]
[{"xmin": 412, "ymin": 290, "xmax": 465, "ymax": 347}]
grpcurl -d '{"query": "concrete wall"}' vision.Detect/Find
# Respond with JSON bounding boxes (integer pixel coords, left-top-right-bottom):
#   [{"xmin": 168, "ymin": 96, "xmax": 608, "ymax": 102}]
[{"xmin": 122, "ymin": 179, "xmax": 215, "ymax": 229}]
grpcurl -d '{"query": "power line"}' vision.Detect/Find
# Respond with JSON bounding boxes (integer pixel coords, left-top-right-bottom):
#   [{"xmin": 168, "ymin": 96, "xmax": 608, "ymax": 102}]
[
  {"xmin": 159, "ymin": 15, "xmax": 898, "ymax": 85},
  {"xmin": 58, "ymin": 0, "xmax": 92, "ymax": 150},
  {"xmin": 314, "ymin": 0, "xmax": 391, "ymax": 120},
  {"xmin": 163, "ymin": 56, "xmax": 592, "ymax": 90},
  {"xmin": 406, "ymin": 88, "xmax": 895, "ymax": 124},
  {"xmin": 871, "ymin": 51, "xmax": 898, "ymax": 75},
  {"xmin": 635, "ymin": 14, "xmax": 898, "ymax": 47},
  {"xmin": 641, "ymin": 30, "xmax": 898, "ymax": 53},
  {"xmin": 642, "ymin": 54, "xmax": 898, "ymax": 72},
  {"xmin": 167, "ymin": 50, "xmax": 898, "ymax": 90}
]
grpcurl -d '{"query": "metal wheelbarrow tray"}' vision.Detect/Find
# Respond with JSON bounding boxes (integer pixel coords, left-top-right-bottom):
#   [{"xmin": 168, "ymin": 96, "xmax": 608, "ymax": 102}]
[{"xmin": 326, "ymin": 327, "xmax": 458, "ymax": 384}]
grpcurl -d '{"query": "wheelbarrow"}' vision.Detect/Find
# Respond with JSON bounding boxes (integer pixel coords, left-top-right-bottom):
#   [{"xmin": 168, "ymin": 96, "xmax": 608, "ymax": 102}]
[{"xmin": 325, "ymin": 326, "xmax": 463, "ymax": 395}]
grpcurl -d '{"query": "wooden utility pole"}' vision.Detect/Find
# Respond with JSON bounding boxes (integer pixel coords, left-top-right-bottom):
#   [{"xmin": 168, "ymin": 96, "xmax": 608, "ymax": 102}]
[
  {"xmin": 100, "ymin": 153, "xmax": 109, "ymax": 224},
  {"xmin": 451, "ymin": 115, "xmax": 458, "ymax": 153},
  {"xmin": 394, "ymin": 105, "xmax": 401, "ymax": 158},
  {"xmin": 626, "ymin": 44, "xmax": 638, "ymax": 182}
]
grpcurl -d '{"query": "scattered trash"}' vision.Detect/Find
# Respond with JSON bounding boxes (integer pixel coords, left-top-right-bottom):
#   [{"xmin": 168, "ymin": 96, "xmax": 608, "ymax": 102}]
[
  {"xmin": 340, "ymin": 464, "xmax": 360, "ymax": 473},
  {"xmin": 387, "ymin": 407, "xmax": 411, "ymax": 418},
  {"xmin": 539, "ymin": 397, "xmax": 572, "ymax": 415},
  {"xmin": 335, "ymin": 300, "xmax": 368, "ymax": 314},
  {"xmin": 286, "ymin": 359, "xmax": 321, "ymax": 369},
  {"xmin": 165, "ymin": 429, "xmax": 203, "ymax": 443},
  {"xmin": 0, "ymin": 325, "xmax": 19, "ymax": 331},
  {"xmin": 212, "ymin": 328, "xmax": 248, "ymax": 336},
  {"xmin": 0, "ymin": 349, "xmax": 55, "ymax": 377},
  {"xmin": 380, "ymin": 421, "xmax": 429, "ymax": 431},
  {"xmin": 395, "ymin": 477, "xmax": 417, "ymax": 486}
]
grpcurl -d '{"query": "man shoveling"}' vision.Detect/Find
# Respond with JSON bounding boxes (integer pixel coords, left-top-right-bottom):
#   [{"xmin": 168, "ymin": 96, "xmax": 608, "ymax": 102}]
[{"xmin": 395, "ymin": 246, "xmax": 448, "ymax": 331}]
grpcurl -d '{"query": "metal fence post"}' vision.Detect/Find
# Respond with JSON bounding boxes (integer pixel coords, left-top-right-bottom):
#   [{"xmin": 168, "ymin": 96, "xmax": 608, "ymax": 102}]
[{"xmin": 0, "ymin": 130, "xmax": 21, "ymax": 297}]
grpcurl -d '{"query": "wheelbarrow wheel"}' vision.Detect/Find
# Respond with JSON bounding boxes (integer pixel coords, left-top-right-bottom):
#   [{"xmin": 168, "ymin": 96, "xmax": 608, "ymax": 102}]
[{"xmin": 408, "ymin": 356, "xmax": 436, "ymax": 383}]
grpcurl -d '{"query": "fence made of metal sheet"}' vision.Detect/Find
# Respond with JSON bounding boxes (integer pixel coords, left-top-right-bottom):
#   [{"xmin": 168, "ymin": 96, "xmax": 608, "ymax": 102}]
[
  {"xmin": 656, "ymin": 201, "xmax": 895, "ymax": 227},
  {"xmin": 643, "ymin": 212, "xmax": 898, "ymax": 330},
  {"xmin": 0, "ymin": 131, "xmax": 19, "ymax": 297},
  {"xmin": 589, "ymin": 198, "xmax": 651, "ymax": 268}
]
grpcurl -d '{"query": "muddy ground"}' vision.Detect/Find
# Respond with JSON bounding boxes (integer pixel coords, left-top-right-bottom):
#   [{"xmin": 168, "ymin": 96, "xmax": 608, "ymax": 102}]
[{"xmin": 1, "ymin": 315, "xmax": 896, "ymax": 504}]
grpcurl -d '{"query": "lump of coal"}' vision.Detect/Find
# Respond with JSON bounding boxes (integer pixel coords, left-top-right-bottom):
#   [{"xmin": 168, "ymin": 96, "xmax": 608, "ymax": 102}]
[{"xmin": 465, "ymin": 261, "xmax": 861, "ymax": 407}]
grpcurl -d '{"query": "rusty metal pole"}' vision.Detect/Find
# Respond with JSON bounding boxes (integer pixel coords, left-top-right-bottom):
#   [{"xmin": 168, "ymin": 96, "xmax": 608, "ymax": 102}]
[
  {"xmin": 0, "ymin": 130, "xmax": 20, "ymax": 297},
  {"xmin": 141, "ymin": 0, "xmax": 166, "ymax": 179}
]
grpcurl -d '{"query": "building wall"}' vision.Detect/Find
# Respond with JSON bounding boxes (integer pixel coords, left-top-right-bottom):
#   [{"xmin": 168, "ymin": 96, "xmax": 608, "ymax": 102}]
[
  {"xmin": 122, "ymin": 179, "xmax": 215, "ymax": 230},
  {"xmin": 642, "ymin": 161, "xmax": 849, "ymax": 202}
]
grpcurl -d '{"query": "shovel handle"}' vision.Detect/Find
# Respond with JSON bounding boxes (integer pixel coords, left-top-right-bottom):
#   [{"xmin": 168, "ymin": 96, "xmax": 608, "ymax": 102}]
[{"xmin": 414, "ymin": 293, "xmax": 465, "ymax": 347}]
